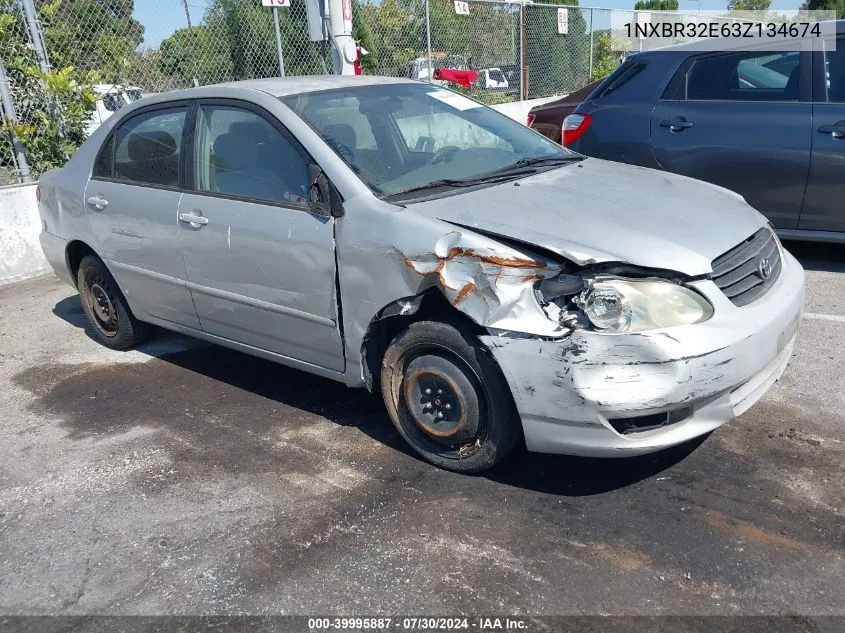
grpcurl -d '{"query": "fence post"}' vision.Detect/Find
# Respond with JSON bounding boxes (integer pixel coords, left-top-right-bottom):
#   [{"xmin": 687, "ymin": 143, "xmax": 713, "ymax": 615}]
[
  {"xmin": 424, "ymin": 0, "xmax": 433, "ymax": 83},
  {"xmin": 519, "ymin": 0, "xmax": 526, "ymax": 100},
  {"xmin": 0, "ymin": 56, "xmax": 33, "ymax": 184},
  {"xmin": 587, "ymin": 8, "xmax": 593, "ymax": 82},
  {"xmin": 272, "ymin": 7, "xmax": 287, "ymax": 77},
  {"xmin": 20, "ymin": 0, "xmax": 50, "ymax": 75}
]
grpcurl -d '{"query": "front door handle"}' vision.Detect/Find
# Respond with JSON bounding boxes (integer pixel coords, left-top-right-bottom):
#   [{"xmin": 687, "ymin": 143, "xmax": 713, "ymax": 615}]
[
  {"xmin": 86, "ymin": 195, "xmax": 109, "ymax": 210},
  {"xmin": 817, "ymin": 120, "xmax": 845, "ymax": 139},
  {"xmin": 178, "ymin": 212, "xmax": 209, "ymax": 228},
  {"xmin": 660, "ymin": 117, "xmax": 695, "ymax": 132}
]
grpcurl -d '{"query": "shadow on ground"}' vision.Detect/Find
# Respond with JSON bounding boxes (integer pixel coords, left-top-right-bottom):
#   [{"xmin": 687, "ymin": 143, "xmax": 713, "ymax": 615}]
[
  {"xmin": 782, "ymin": 240, "xmax": 845, "ymax": 273},
  {"xmin": 40, "ymin": 295, "xmax": 703, "ymax": 497}
]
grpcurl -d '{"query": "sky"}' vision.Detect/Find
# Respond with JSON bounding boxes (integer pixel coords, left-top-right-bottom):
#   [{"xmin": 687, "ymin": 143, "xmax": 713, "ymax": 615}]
[
  {"xmin": 133, "ymin": 0, "xmax": 807, "ymax": 48},
  {"xmin": 134, "ymin": 1, "xmax": 211, "ymax": 49}
]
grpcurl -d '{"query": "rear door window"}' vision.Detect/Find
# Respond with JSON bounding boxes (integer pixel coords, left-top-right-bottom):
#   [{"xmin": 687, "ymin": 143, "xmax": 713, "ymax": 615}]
[
  {"xmin": 94, "ymin": 106, "xmax": 187, "ymax": 187},
  {"xmin": 672, "ymin": 51, "xmax": 801, "ymax": 101}
]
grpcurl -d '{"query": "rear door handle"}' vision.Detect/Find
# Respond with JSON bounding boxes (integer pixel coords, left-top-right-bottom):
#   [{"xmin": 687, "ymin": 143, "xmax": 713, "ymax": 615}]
[
  {"xmin": 660, "ymin": 118, "xmax": 694, "ymax": 131},
  {"xmin": 178, "ymin": 212, "xmax": 209, "ymax": 227},
  {"xmin": 86, "ymin": 195, "xmax": 108, "ymax": 210},
  {"xmin": 817, "ymin": 120, "xmax": 845, "ymax": 138}
]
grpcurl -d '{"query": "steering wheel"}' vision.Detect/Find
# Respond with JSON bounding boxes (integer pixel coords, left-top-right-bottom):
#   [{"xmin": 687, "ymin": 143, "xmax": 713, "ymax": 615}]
[{"xmin": 430, "ymin": 145, "xmax": 461, "ymax": 165}]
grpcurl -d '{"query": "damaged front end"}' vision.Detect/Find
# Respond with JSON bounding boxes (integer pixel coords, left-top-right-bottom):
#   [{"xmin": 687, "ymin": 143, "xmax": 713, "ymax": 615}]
[{"xmin": 398, "ymin": 229, "xmax": 715, "ymax": 341}]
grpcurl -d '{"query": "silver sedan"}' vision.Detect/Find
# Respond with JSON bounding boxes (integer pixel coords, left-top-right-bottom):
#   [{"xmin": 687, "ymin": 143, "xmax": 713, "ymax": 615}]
[{"xmin": 37, "ymin": 76, "xmax": 805, "ymax": 473}]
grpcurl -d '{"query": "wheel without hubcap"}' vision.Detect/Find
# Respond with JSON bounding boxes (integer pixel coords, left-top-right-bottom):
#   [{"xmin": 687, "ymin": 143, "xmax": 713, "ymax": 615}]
[
  {"xmin": 401, "ymin": 354, "xmax": 484, "ymax": 457},
  {"xmin": 380, "ymin": 320, "xmax": 520, "ymax": 473},
  {"xmin": 77, "ymin": 254, "xmax": 151, "ymax": 350},
  {"xmin": 82, "ymin": 276, "xmax": 119, "ymax": 337}
]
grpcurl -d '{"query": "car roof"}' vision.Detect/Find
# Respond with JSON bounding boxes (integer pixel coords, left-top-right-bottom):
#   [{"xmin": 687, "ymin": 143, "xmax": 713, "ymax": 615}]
[{"xmin": 136, "ymin": 75, "xmax": 416, "ymax": 107}]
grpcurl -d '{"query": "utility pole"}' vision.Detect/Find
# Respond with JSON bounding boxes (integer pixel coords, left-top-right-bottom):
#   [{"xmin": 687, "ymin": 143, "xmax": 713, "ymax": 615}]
[
  {"xmin": 20, "ymin": 0, "xmax": 50, "ymax": 75},
  {"xmin": 181, "ymin": 0, "xmax": 200, "ymax": 86},
  {"xmin": 0, "ymin": 56, "xmax": 33, "ymax": 183}
]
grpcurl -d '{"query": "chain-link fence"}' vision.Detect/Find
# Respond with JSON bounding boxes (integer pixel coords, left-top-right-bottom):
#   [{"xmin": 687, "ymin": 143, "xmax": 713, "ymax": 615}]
[{"xmin": 0, "ymin": 0, "xmax": 749, "ymax": 184}]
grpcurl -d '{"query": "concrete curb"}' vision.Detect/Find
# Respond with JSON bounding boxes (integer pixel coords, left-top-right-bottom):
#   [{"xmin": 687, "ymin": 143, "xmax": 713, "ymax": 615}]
[{"xmin": 0, "ymin": 183, "xmax": 50, "ymax": 286}]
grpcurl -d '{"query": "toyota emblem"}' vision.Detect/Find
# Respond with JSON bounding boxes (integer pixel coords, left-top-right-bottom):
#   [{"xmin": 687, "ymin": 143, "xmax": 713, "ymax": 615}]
[{"xmin": 758, "ymin": 258, "xmax": 772, "ymax": 279}]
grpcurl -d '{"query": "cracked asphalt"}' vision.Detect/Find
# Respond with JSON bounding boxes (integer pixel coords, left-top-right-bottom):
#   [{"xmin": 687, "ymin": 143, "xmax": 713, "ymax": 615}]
[{"xmin": 0, "ymin": 241, "xmax": 842, "ymax": 618}]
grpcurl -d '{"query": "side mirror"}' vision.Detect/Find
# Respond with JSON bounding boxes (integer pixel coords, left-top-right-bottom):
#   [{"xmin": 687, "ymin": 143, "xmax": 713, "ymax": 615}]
[{"xmin": 309, "ymin": 165, "xmax": 343, "ymax": 218}]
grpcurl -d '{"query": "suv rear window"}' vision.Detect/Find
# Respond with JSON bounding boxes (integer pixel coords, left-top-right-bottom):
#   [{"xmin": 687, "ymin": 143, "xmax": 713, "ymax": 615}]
[
  {"xmin": 596, "ymin": 61, "xmax": 646, "ymax": 98},
  {"xmin": 664, "ymin": 50, "xmax": 801, "ymax": 102}
]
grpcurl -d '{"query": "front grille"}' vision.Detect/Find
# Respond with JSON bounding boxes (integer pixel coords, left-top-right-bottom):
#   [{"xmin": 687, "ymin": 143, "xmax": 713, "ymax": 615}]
[{"xmin": 711, "ymin": 228, "xmax": 781, "ymax": 307}]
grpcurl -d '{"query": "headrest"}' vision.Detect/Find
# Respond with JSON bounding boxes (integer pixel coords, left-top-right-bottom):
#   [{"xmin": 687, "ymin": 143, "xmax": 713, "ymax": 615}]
[
  {"xmin": 229, "ymin": 120, "xmax": 272, "ymax": 141},
  {"xmin": 213, "ymin": 132, "xmax": 258, "ymax": 171},
  {"xmin": 127, "ymin": 131, "xmax": 177, "ymax": 161}
]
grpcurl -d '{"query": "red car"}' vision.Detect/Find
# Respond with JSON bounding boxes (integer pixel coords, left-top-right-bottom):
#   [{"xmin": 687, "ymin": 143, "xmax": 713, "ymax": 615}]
[{"xmin": 526, "ymin": 80, "xmax": 601, "ymax": 144}]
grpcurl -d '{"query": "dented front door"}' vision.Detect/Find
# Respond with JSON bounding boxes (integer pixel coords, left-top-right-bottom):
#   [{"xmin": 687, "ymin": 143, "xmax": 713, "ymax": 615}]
[{"xmin": 177, "ymin": 101, "xmax": 344, "ymax": 372}]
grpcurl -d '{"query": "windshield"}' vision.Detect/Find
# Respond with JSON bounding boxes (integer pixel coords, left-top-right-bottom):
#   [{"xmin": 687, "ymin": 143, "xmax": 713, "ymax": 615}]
[{"xmin": 282, "ymin": 83, "xmax": 575, "ymax": 199}]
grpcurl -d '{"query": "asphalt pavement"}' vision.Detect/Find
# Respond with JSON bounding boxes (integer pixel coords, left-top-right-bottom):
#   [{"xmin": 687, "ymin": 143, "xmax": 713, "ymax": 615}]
[{"xmin": 0, "ymin": 241, "xmax": 842, "ymax": 618}]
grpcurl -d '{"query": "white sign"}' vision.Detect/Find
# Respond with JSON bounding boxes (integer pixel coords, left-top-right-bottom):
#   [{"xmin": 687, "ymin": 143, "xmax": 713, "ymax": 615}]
[
  {"xmin": 635, "ymin": 11, "xmax": 650, "ymax": 28},
  {"xmin": 454, "ymin": 1, "xmax": 470, "ymax": 16},
  {"xmin": 262, "ymin": 0, "xmax": 289, "ymax": 6},
  {"xmin": 557, "ymin": 8, "xmax": 568, "ymax": 35}
]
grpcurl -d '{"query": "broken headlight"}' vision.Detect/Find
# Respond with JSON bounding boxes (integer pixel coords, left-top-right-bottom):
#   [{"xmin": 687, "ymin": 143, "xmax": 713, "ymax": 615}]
[{"xmin": 578, "ymin": 278, "xmax": 713, "ymax": 333}]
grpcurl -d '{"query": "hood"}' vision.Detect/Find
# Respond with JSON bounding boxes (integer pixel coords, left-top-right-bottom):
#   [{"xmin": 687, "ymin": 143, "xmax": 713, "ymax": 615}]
[{"xmin": 407, "ymin": 158, "xmax": 767, "ymax": 277}]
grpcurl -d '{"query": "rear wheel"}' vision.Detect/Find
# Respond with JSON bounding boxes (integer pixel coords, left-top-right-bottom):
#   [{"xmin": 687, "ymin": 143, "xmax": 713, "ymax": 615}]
[
  {"xmin": 380, "ymin": 320, "xmax": 520, "ymax": 473},
  {"xmin": 77, "ymin": 255, "xmax": 151, "ymax": 350}
]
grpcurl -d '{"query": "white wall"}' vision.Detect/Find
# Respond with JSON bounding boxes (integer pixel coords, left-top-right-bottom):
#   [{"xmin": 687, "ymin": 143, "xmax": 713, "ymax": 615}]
[
  {"xmin": 491, "ymin": 95, "xmax": 564, "ymax": 124},
  {"xmin": 0, "ymin": 183, "xmax": 50, "ymax": 285}
]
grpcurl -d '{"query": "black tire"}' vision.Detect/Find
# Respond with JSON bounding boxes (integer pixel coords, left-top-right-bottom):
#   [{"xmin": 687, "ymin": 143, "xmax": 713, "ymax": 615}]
[
  {"xmin": 380, "ymin": 320, "xmax": 520, "ymax": 473},
  {"xmin": 77, "ymin": 255, "xmax": 151, "ymax": 350}
]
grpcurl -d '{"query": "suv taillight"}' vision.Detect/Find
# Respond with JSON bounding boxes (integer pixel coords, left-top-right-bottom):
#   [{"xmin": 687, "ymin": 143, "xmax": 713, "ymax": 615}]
[
  {"xmin": 562, "ymin": 113, "xmax": 592, "ymax": 146},
  {"xmin": 526, "ymin": 113, "xmax": 536, "ymax": 127}
]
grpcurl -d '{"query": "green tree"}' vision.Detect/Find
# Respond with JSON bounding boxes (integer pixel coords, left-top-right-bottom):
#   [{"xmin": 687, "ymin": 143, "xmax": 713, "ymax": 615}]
[
  {"xmin": 525, "ymin": 0, "xmax": 590, "ymax": 98},
  {"xmin": 727, "ymin": 0, "xmax": 772, "ymax": 11},
  {"xmin": 352, "ymin": 0, "xmax": 378, "ymax": 72},
  {"xmin": 804, "ymin": 0, "xmax": 845, "ymax": 18},
  {"xmin": 38, "ymin": 0, "xmax": 145, "ymax": 82},
  {"xmin": 634, "ymin": 0, "xmax": 678, "ymax": 9},
  {"xmin": 590, "ymin": 30, "xmax": 620, "ymax": 81},
  {"xmin": 0, "ymin": 0, "xmax": 96, "ymax": 177},
  {"xmin": 361, "ymin": 0, "xmax": 418, "ymax": 74},
  {"xmin": 157, "ymin": 26, "xmax": 233, "ymax": 86}
]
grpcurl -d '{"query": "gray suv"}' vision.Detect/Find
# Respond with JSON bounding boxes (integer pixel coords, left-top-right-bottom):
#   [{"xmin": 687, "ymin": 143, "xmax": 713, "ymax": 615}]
[{"xmin": 568, "ymin": 21, "xmax": 845, "ymax": 241}]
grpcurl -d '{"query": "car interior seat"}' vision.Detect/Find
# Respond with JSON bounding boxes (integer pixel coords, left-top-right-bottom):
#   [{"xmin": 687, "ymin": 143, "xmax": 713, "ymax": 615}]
[
  {"xmin": 212, "ymin": 127, "xmax": 283, "ymax": 201},
  {"xmin": 121, "ymin": 130, "xmax": 179, "ymax": 186}
]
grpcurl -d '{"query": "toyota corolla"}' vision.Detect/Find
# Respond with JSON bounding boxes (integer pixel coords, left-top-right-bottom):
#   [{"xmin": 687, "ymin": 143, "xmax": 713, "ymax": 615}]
[{"xmin": 36, "ymin": 76, "xmax": 805, "ymax": 473}]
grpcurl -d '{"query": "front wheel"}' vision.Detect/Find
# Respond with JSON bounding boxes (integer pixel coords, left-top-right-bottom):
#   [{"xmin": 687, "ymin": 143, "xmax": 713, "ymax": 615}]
[
  {"xmin": 77, "ymin": 255, "xmax": 151, "ymax": 350},
  {"xmin": 380, "ymin": 321, "xmax": 520, "ymax": 473}
]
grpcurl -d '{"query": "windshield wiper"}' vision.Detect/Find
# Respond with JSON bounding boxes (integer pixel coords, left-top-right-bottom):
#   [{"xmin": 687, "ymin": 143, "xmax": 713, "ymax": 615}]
[
  {"xmin": 508, "ymin": 155, "xmax": 585, "ymax": 169},
  {"xmin": 387, "ymin": 175, "xmax": 517, "ymax": 199},
  {"xmin": 386, "ymin": 155, "xmax": 584, "ymax": 200}
]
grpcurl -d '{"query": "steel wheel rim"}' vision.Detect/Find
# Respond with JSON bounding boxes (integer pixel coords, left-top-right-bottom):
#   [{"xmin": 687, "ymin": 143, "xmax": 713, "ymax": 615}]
[
  {"xmin": 84, "ymin": 276, "xmax": 119, "ymax": 337},
  {"xmin": 398, "ymin": 345, "xmax": 489, "ymax": 460}
]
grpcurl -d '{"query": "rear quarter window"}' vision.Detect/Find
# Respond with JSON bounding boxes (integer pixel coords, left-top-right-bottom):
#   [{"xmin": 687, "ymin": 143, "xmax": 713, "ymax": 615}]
[{"xmin": 594, "ymin": 61, "xmax": 647, "ymax": 98}]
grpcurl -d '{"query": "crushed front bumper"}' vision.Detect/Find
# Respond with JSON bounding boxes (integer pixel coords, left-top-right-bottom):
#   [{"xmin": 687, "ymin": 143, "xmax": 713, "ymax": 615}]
[{"xmin": 481, "ymin": 250, "xmax": 805, "ymax": 457}]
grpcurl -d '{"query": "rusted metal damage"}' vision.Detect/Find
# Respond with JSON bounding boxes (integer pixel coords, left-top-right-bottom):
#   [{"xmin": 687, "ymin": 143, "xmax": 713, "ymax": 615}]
[{"xmin": 399, "ymin": 231, "xmax": 567, "ymax": 337}]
